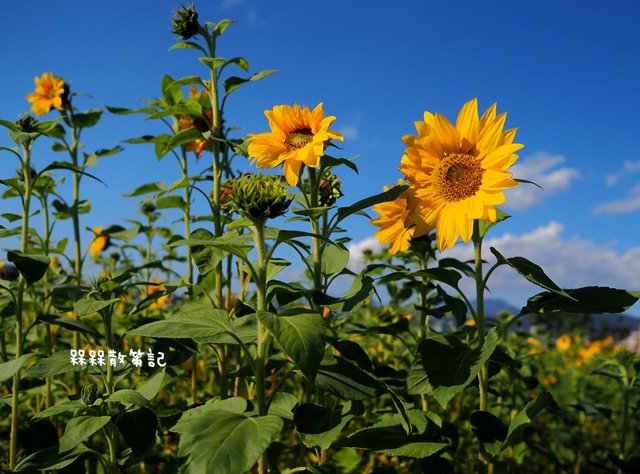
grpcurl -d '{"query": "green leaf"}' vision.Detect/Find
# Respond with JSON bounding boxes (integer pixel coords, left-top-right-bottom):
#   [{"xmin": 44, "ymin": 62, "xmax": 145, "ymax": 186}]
[
  {"xmin": 165, "ymin": 127, "xmax": 204, "ymax": 153},
  {"xmin": 23, "ymin": 351, "xmax": 83, "ymax": 378},
  {"xmin": 315, "ymin": 274, "xmax": 375, "ymax": 313},
  {"xmin": 321, "ymin": 155, "xmax": 359, "ymax": 174},
  {"xmin": 295, "ymin": 402, "xmax": 362, "ymax": 449},
  {"xmin": 257, "ymin": 310, "xmax": 326, "ymax": 382},
  {"xmin": 40, "ymin": 161, "xmax": 106, "ymax": 185},
  {"xmin": 71, "ymin": 109, "xmax": 103, "ymax": 128},
  {"xmin": 59, "ymin": 415, "xmax": 111, "ymax": 453},
  {"xmin": 168, "ymin": 75, "xmax": 205, "ymax": 90},
  {"xmin": 105, "ymin": 389, "xmax": 150, "ymax": 407},
  {"xmin": 341, "ymin": 413, "xmax": 447, "ymax": 458},
  {"xmin": 413, "ymin": 268, "xmax": 462, "ymax": 290},
  {"xmin": 477, "ymin": 209, "xmax": 510, "ymax": 239},
  {"xmin": 173, "ymin": 411, "xmax": 283, "ymax": 474},
  {"xmin": 106, "ymin": 105, "xmax": 158, "ymax": 115},
  {"xmin": 406, "ymin": 328, "xmax": 499, "ymax": 407},
  {"xmin": 523, "ymin": 287, "xmax": 640, "ymax": 315},
  {"xmin": 14, "ymin": 444, "xmax": 92, "ymax": 472},
  {"xmin": 74, "ymin": 297, "xmax": 120, "ymax": 316},
  {"xmin": 471, "ymin": 411, "xmax": 507, "ymax": 456},
  {"xmin": 503, "ymin": 392, "xmax": 552, "ymax": 449},
  {"xmin": 213, "ymin": 19, "xmax": 235, "ymax": 36},
  {"xmin": 33, "ymin": 399, "xmax": 87, "ymax": 420},
  {"xmin": 0, "ymin": 353, "xmax": 38, "ymax": 383},
  {"xmin": 156, "ymin": 195, "xmax": 188, "ymax": 211},
  {"xmin": 490, "ymin": 247, "xmax": 571, "ymax": 298},
  {"xmin": 117, "ymin": 407, "xmax": 158, "ymax": 457},
  {"xmin": 124, "ymin": 181, "xmax": 165, "ymax": 197},
  {"xmin": 136, "ymin": 369, "xmax": 165, "ymax": 400},
  {"xmin": 336, "ymin": 185, "xmax": 409, "ymax": 224},
  {"xmin": 7, "ymin": 251, "xmax": 50, "ymax": 286},
  {"xmin": 169, "ymin": 41, "xmax": 207, "ymax": 53},
  {"xmin": 223, "ymin": 69, "xmax": 277, "ymax": 96},
  {"xmin": 322, "ymin": 243, "xmax": 350, "ymax": 275},
  {"xmin": 268, "ymin": 392, "xmax": 298, "ymax": 420}
]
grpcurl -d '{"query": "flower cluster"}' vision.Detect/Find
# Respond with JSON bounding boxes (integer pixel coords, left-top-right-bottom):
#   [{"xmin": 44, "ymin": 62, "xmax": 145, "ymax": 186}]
[{"xmin": 373, "ymin": 98, "xmax": 523, "ymax": 253}]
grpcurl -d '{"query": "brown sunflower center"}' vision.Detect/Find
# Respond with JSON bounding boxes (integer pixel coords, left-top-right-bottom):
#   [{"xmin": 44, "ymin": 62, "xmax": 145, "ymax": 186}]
[
  {"xmin": 284, "ymin": 128, "xmax": 313, "ymax": 150},
  {"xmin": 433, "ymin": 153, "xmax": 483, "ymax": 202}
]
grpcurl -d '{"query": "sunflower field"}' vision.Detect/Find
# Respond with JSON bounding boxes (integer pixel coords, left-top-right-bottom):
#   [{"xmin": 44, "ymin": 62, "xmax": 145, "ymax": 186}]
[{"xmin": 1, "ymin": 5, "xmax": 639, "ymax": 474}]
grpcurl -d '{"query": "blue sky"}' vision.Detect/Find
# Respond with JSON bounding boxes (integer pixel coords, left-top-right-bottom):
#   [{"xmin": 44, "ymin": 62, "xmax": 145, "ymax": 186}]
[{"xmin": 1, "ymin": 0, "xmax": 640, "ymax": 310}]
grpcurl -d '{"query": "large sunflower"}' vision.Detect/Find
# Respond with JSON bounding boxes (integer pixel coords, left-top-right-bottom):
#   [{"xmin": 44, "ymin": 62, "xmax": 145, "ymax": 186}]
[
  {"xmin": 26, "ymin": 73, "xmax": 66, "ymax": 117},
  {"xmin": 248, "ymin": 103, "xmax": 343, "ymax": 186},
  {"xmin": 371, "ymin": 180, "xmax": 433, "ymax": 255},
  {"xmin": 399, "ymin": 98, "xmax": 523, "ymax": 251}
]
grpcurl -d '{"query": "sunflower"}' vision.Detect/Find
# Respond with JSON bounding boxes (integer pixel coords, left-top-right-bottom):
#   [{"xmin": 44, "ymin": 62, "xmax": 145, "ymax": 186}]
[
  {"xmin": 89, "ymin": 226, "xmax": 110, "ymax": 258},
  {"xmin": 248, "ymin": 103, "xmax": 343, "ymax": 186},
  {"xmin": 371, "ymin": 180, "xmax": 433, "ymax": 255},
  {"xmin": 26, "ymin": 73, "xmax": 66, "ymax": 117},
  {"xmin": 399, "ymin": 98, "xmax": 523, "ymax": 251},
  {"xmin": 172, "ymin": 86, "xmax": 213, "ymax": 158},
  {"xmin": 148, "ymin": 279, "xmax": 170, "ymax": 310}
]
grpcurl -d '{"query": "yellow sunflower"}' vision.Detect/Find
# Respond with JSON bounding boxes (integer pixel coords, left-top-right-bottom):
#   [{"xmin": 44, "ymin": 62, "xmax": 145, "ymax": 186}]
[
  {"xmin": 371, "ymin": 180, "xmax": 433, "ymax": 255},
  {"xmin": 89, "ymin": 226, "xmax": 110, "ymax": 258},
  {"xmin": 26, "ymin": 73, "xmax": 66, "ymax": 117},
  {"xmin": 148, "ymin": 279, "xmax": 170, "ymax": 310},
  {"xmin": 247, "ymin": 103, "xmax": 343, "ymax": 186},
  {"xmin": 399, "ymin": 98, "xmax": 523, "ymax": 251}
]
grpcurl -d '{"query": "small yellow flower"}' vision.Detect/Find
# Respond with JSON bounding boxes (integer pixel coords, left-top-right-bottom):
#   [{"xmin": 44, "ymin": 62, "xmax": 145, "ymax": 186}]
[
  {"xmin": 556, "ymin": 335, "xmax": 571, "ymax": 351},
  {"xmin": 465, "ymin": 318, "xmax": 476, "ymax": 327},
  {"xmin": 248, "ymin": 103, "xmax": 343, "ymax": 186},
  {"xmin": 26, "ymin": 73, "xmax": 67, "ymax": 116},
  {"xmin": 527, "ymin": 337, "xmax": 540, "ymax": 347},
  {"xmin": 542, "ymin": 375, "xmax": 558, "ymax": 386},
  {"xmin": 89, "ymin": 227, "xmax": 110, "ymax": 258},
  {"xmin": 49, "ymin": 256, "xmax": 60, "ymax": 267}
]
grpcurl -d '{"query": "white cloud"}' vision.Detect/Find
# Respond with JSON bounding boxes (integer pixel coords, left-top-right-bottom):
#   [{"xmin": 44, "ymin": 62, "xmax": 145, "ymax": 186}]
[
  {"xmin": 593, "ymin": 195, "xmax": 640, "ymax": 215},
  {"xmin": 339, "ymin": 125, "xmax": 359, "ymax": 140},
  {"xmin": 442, "ymin": 221, "xmax": 640, "ymax": 295},
  {"xmin": 349, "ymin": 222, "xmax": 640, "ymax": 310},
  {"xmin": 221, "ymin": 0, "xmax": 246, "ymax": 9},
  {"xmin": 605, "ymin": 160, "xmax": 640, "ymax": 187},
  {"xmin": 504, "ymin": 152, "xmax": 580, "ymax": 210}
]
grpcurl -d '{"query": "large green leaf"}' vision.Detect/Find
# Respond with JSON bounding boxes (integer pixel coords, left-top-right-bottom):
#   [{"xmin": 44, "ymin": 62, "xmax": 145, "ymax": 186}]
[
  {"xmin": 59, "ymin": 415, "xmax": 111, "ymax": 453},
  {"xmin": 257, "ymin": 310, "xmax": 325, "ymax": 382},
  {"xmin": 73, "ymin": 297, "xmax": 120, "ymax": 316},
  {"xmin": 523, "ymin": 287, "xmax": 640, "ymax": 315},
  {"xmin": 294, "ymin": 401, "xmax": 363, "ymax": 449},
  {"xmin": 407, "ymin": 329, "xmax": 499, "ymax": 407},
  {"xmin": 173, "ymin": 411, "xmax": 283, "ymax": 474},
  {"xmin": 341, "ymin": 413, "xmax": 447, "ymax": 458},
  {"xmin": 33, "ymin": 399, "xmax": 87, "ymax": 420},
  {"xmin": 490, "ymin": 247, "xmax": 571, "ymax": 298},
  {"xmin": 223, "ymin": 69, "xmax": 277, "ymax": 96},
  {"xmin": 71, "ymin": 109, "xmax": 103, "ymax": 128},
  {"xmin": 23, "ymin": 351, "xmax": 83, "ymax": 379},
  {"xmin": 117, "ymin": 407, "xmax": 158, "ymax": 457},
  {"xmin": 503, "ymin": 391, "xmax": 552, "ymax": 448},
  {"xmin": 335, "ymin": 185, "xmax": 409, "ymax": 224},
  {"xmin": 7, "ymin": 251, "xmax": 50, "ymax": 286},
  {"xmin": 14, "ymin": 444, "xmax": 92, "ymax": 472},
  {"xmin": 0, "ymin": 353, "xmax": 38, "ymax": 383}
]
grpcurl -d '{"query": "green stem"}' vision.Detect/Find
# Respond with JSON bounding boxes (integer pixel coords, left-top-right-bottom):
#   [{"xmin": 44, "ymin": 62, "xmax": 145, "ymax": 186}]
[
  {"xmin": 252, "ymin": 219, "xmax": 269, "ymax": 474},
  {"xmin": 41, "ymin": 195, "xmax": 54, "ymax": 409},
  {"xmin": 70, "ymin": 119, "xmax": 82, "ymax": 394},
  {"xmin": 9, "ymin": 143, "xmax": 33, "ymax": 470},
  {"xmin": 473, "ymin": 220, "xmax": 490, "ymax": 470},
  {"xmin": 620, "ymin": 389, "xmax": 630, "ymax": 460}
]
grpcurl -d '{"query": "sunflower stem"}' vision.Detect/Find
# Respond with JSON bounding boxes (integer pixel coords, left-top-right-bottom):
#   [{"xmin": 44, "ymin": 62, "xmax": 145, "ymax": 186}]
[{"xmin": 9, "ymin": 141, "xmax": 33, "ymax": 471}]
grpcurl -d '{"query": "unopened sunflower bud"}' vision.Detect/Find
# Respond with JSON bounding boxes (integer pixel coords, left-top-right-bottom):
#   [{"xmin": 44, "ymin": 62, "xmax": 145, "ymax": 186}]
[
  {"xmin": 171, "ymin": 4, "xmax": 200, "ymax": 40},
  {"xmin": 141, "ymin": 202, "xmax": 156, "ymax": 215},
  {"xmin": 231, "ymin": 174, "xmax": 291, "ymax": 221},
  {"xmin": 81, "ymin": 383, "xmax": 102, "ymax": 405},
  {"xmin": 318, "ymin": 173, "xmax": 343, "ymax": 206},
  {"xmin": 16, "ymin": 113, "xmax": 38, "ymax": 132}
]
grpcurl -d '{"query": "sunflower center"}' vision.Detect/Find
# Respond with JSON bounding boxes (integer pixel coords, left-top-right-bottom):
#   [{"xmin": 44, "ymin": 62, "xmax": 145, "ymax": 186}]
[
  {"xmin": 433, "ymin": 153, "xmax": 483, "ymax": 202},
  {"xmin": 284, "ymin": 128, "xmax": 313, "ymax": 150}
]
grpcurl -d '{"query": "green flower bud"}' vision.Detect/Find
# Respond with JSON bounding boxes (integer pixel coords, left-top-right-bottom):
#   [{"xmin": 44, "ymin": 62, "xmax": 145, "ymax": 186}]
[
  {"xmin": 171, "ymin": 4, "xmax": 200, "ymax": 40},
  {"xmin": 81, "ymin": 383, "xmax": 102, "ymax": 405},
  {"xmin": 16, "ymin": 113, "xmax": 38, "ymax": 132},
  {"xmin": 141, "ymin": 202, "xmax": 157, "ymax": 215},
  {"xmin": 301, "ymin": 172, "xmax": 343, "ymax": 206},
  {"xmin": 231, "ymin": 174, "xmax": 291, "ymax": 221}
]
